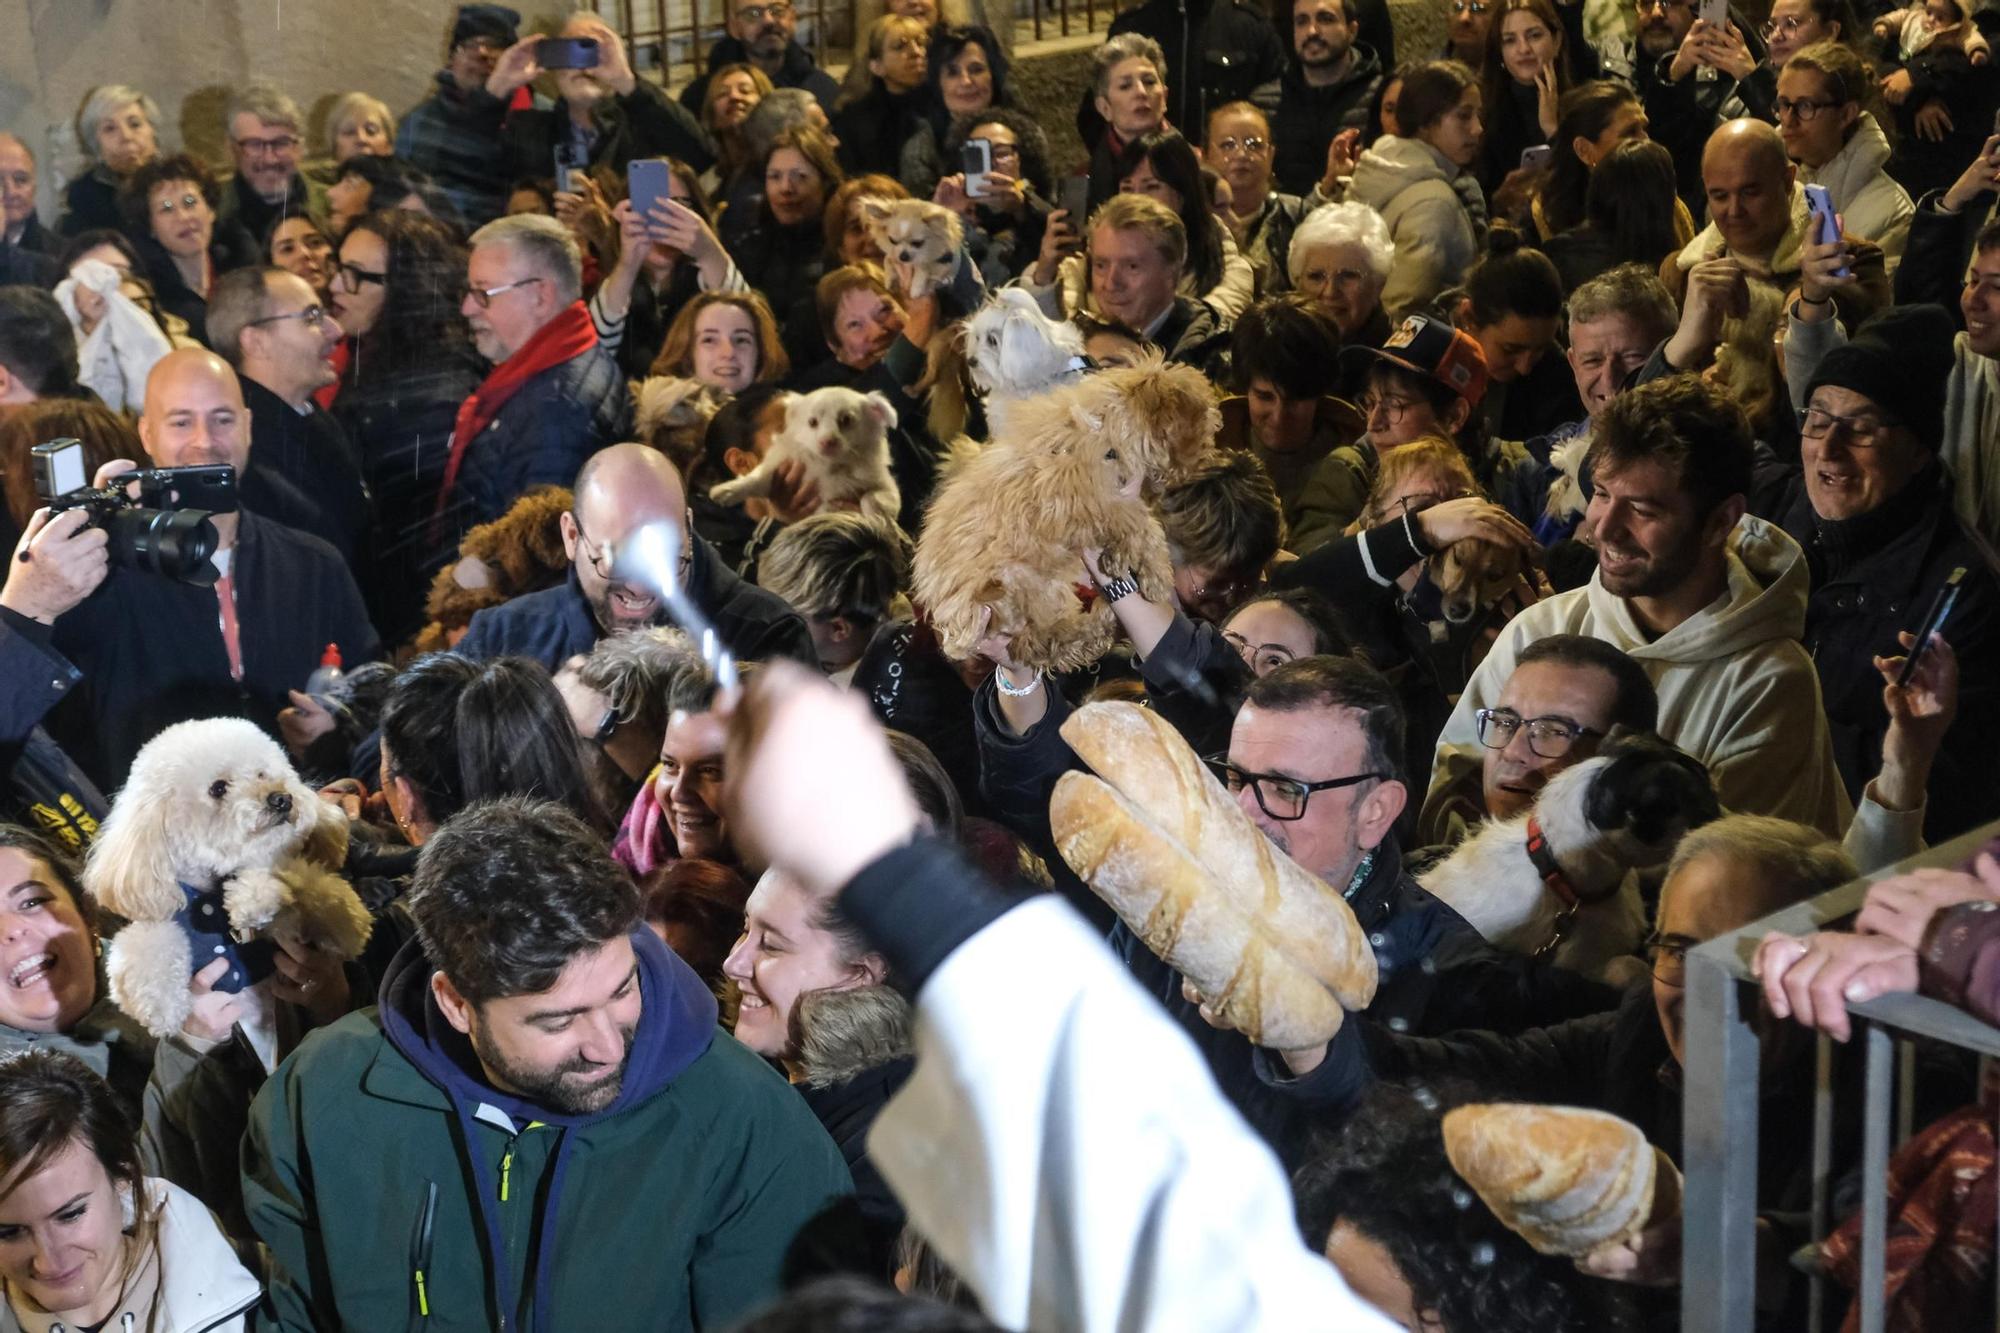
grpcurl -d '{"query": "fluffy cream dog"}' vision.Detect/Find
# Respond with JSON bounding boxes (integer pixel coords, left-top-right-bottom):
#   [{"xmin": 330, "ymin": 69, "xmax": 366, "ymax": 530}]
[
  {"xmin": 861, "ymin": 197, "xmax": 964, "ymax": 299},
  {"xmin": 962, "ymin": 288, "xmax": 1091, "ymax": 436},
  {"xmin": 83, "ymin": 718, "xmax": 372, "ymax": 1069},
  {"xmin": 709, "ymin": 385, "xmax": 902, "ymax": 523}
]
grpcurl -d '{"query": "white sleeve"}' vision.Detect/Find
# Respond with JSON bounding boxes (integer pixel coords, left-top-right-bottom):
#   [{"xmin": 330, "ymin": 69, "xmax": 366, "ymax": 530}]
[{"xmin": 868, "ymin": 897, "xmax": 1398, "ymax": 1333}]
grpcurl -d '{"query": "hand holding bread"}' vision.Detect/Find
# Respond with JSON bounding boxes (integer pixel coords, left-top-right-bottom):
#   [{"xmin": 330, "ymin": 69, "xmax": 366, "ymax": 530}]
[
  {"xmin": 1048, "ymin": 701, "xmax": 1378, "ymax": 1050},
  {"xmin": 1441, "ymin": 1102, "xmax": 1683, "ymax": 1259}
]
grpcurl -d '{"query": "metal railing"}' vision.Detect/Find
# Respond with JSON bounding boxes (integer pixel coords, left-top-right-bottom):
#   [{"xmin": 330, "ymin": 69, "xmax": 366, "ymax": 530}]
[{"xmin": 1683, "ymin": 820, "xmax": 2000, "ymax": 1332}]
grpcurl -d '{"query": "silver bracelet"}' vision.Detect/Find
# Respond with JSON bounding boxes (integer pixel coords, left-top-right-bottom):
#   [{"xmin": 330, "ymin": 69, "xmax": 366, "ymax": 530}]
[{"xmin": 995, "ymin": 667, "xmax": 1044, "ymax": 698}]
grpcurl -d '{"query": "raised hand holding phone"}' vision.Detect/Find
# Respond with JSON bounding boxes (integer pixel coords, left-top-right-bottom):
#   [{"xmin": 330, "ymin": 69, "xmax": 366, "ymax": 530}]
[{"xmin": 1803, "ymin": 184, "xmax": 1849, "ymax": 279}]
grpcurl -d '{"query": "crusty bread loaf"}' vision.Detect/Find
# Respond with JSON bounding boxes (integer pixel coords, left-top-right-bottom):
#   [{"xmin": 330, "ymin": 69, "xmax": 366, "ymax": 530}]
[
  {"xmin": 1057, "ymin": 701, "xmax": 1377, "ymax": 1009},
  {"xmin": 1441, "ymin": 1103, "xmax": 1673, "ymax": 1257},
  {"xmin": 1051, "ymin": 770, "xmax": 1350, "ymax": 1049}
]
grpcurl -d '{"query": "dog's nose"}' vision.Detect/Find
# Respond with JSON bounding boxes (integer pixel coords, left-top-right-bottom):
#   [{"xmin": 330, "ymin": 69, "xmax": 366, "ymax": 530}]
[{"xmin": 265, "ymin": 791, "xmax": 292, "ymax": 816}]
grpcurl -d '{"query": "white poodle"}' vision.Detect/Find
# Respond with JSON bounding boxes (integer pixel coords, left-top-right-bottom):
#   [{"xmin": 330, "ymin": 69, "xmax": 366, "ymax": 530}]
[
  {"xmin": 83, "ymin": 718, "xmax": 372, "ymax": 1070},
  {"xmin": 1421, "ymin": 734, "xmax": 1719, "ymax": 983}
]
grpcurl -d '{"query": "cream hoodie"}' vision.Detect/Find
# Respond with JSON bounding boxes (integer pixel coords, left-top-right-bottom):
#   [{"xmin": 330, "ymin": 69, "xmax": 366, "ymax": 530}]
[
  {"xmin": 1346, "ymin": 136, "xmax": 1481, "ymax": 319},
  {"xmin": 1423, "ymin": 516, "xmax": 1853, "ymax": 842},
  {"xmin": 1800, "ymin": 113, "xmax": 1913, "ymax": 271}
]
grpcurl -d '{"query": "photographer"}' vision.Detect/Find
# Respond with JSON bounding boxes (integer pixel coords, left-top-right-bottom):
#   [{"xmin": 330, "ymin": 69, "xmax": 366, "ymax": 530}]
[
  {"xmin": 44, "ymin": 348, "xmax": 378, "ymax": 788},
  {"xmin": 0, "ymin": 507, "xmax": 107, "ymax": 847}
]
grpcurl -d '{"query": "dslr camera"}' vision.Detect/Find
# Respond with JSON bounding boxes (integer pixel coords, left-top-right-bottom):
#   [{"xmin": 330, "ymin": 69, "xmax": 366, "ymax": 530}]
[{"xmin": 32, "ymin": 438, "xmax": 234, "ymax": 588}]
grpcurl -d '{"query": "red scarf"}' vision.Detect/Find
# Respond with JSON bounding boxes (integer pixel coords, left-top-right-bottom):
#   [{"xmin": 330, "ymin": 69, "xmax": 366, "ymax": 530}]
[{"xmin": 433, "ymin": 301, "xmax": 599, "ymax": 528}]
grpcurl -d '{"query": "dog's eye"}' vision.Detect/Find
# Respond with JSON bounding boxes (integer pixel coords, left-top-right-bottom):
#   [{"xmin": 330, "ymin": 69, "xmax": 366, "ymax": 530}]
[
  {"xmin": 838, "ymin": 412, "xmax": 854, "ymax": 429},
  {"xmin": 207, "ymin": 780, "xmax": 228, "ymax": 800},
  {"xmin": 985, "ymin": 333, "xmax": 999, "ymax": 347}
]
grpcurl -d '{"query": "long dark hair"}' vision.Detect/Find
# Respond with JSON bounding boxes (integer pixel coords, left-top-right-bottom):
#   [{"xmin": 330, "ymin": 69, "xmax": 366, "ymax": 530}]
[
  {"xmin": 380, "ymin": 653, "xmax": 608, "ymax": 833},
  {"xmin": 1481, "ymin": 0, "xmax": 1575, "ymax": 118},
  {"xmin": 1536, "ymin": 81, "xmax": 1641, "ymax": 239},
  {"xmin": 1583, "ymin": 139, "xmax": 1682, "ymax": 270},
  {"xmin": 343, "ymin": 209, "xmax": 472, "ymax": 388},
  {"xmin": 1115, "ymin": 130, "xmax": 1224, "ymax": 294},
  {"xmin": 925, "ymin": 25, "xmax": 1013, "ymax": 128}
]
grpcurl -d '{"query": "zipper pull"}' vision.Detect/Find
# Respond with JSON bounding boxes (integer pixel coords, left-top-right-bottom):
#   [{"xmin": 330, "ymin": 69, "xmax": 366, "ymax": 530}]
[
  {"xmin": 500, "ymin": 1145, "xmax": 512, "ymax": 1202},
  {"xmin": 415, "ymin": 1268, "xmax": 430, "ymax": 1317}
]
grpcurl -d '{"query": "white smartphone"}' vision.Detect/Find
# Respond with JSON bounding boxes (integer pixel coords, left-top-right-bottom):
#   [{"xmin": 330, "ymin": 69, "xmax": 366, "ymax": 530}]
[
  {"xmin": 962, "ymin": 138, "xmax": 994, "ymax": 200},
  {"xmin": 1519, "ymin": 144, "xmax": 1554, "ymax": 172}
]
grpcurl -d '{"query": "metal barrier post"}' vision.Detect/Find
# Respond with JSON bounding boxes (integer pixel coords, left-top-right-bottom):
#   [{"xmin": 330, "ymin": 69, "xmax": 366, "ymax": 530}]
[{"xmin": 1684, "ymin": 941, "xmax": 1763, "ymax": 1331}]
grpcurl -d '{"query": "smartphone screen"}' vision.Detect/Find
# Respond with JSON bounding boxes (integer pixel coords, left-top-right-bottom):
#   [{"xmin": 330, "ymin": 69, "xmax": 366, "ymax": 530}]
[
  {"xmin": 962, "ymin": 139, "xmax": 994, "ymax": 200},
  {"xmin": 536, "ymin": 37, "xmax": 601, "ymax": 69},
  {"xmin": 1898, "ymin": 567, "xmax": 1967, "ymax": 686},
  {"xmin": 628, "ymin": 158, "xmax": 673, "ymax": 231},
  {"xmin": 1058, "ymin": 176, "xmax": 1091, "ymax": 228}
]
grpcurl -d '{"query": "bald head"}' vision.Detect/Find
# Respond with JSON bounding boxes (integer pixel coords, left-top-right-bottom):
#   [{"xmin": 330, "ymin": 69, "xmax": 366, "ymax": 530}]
[
  {"xmin": 563, "ymin": 444, "xmax": 694, "ymax": 634},
  {"xmin": 139, "ymin": 349, "xmax": 251, "ymax": 473},
  {"xmin": 0, "ymin": 133, "xmax": 35, "ymax": 236},
  {"xmin": 1701, "ymin": 120, "xmax": 1796, "ymax": 261}
]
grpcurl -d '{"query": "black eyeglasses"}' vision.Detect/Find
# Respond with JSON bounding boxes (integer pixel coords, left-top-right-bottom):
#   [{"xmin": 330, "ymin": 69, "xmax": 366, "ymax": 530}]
[
  {"xmin": 245, "ymin": 304, "xmax": 328, "ymax": 331},
  {"xmin": 464, "ymin": 276, "xmax": 542, "ymax": 308},
  {"xmin": 1473, "ymin": 708, "xmax": 1601, "ymax": 759},
  {"xmin": 1801, "ymin": 404, "xmax": 1896, "ymax": 446},
  {"xmin": 1773, "ymin": 96, "xmax": 1843, "ymax": 122},
  {"xmin": 335, "ymin": 262, "xmax": 387, "ymax": 291},
  {"xmin": 1205, "ymin": 756, "xmax": 1386, "ymax": 821},
  {"xmin": 1642, "ymin": 930, "xmax": 1692, "ymax": 987}
]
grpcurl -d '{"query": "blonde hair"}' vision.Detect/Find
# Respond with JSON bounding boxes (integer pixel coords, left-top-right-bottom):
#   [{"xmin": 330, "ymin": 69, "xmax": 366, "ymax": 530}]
[
  {"xmin": 1349, "ymin": 437, "xmax": 1480, "ymax": 534},
  {"xmin": 842, "ymin": 14, "xmax": 932, "ymax": 104},
  {"xmin": 326, "ymin": 92, "xmax": 395, "ymax": 157},
  {"xmin": 1086, "ymin": 193, "xmax": 1186, "ymax": 273}
]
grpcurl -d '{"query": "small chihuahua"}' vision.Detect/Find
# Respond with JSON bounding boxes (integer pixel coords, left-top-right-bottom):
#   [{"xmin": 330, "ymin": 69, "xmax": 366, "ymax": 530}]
[
  {"xmin": 709, "ymin": 385, "xmax": 902, "ymax": 523},
  {"xmin": 862, "ymin": 198, "xmax": 964, "ymax": 300}
]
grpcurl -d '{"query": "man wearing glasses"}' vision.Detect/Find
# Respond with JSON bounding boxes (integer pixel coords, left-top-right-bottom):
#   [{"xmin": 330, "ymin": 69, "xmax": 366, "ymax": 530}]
[
  {"xmin": 1426, "ymin": 374, "xmax": 1852, "ymax": 844},
  {"xmin": 397, "ymin": 4, "xmax": 538, "ymax": 226},
  {"xmin": 1758, "ymin": 303, "xmax": 2000, "ymax": 843},
  {"xmin": 220, "ymin": 82, "xmax": 326, "ymax": 245},
  {"xmin": 439, "ymin": 213, "xmax": 631, "ymax": 538},
  {"xmin": 205, "ymin": 268, "xmax": 369, "ymax": 565},
  {"xmin": 680, "ymin": 0, "xmax": 840, "ymax": 119}
]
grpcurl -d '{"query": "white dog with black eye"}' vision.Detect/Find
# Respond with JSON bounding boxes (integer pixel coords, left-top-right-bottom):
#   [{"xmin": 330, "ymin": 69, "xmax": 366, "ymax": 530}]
[
  {"xmin": 708, "ymin": 385, "xmax": 902, "ymax": 523},
  {"xmin": 963, "ymin": 288, "xmax": 1091, "ymax": 437},
  {"xmin": 82, "ymin": 718, "xmax": 372, "ymax": 1072}
]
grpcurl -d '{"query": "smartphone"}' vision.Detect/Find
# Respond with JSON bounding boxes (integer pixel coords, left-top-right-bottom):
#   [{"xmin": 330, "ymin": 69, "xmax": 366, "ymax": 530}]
[
  {"xmin": 1697, "ymin": 0, "xmax": 1728, "ymax": 27},
  {"xmin": 1057, "ymin": 175, "xmax": 1091, "ymax": 229},
  {"xmin": 30, "ymin": 438, "xmax": 86, "ymax": 500},
  {"xmin": 1897, "ymin": 566, "xmax": 1968, "ymax": 687},
  {"xmin": 1518, "ymin": 144, "xmax": 1554, "ymax": 172},
  {"xmin": 1803, "ymin": 183, "xmax": 1850, "ymax": 278},
  {"xmin": 554, "ymin": 142, "xmax": 584, "ymax": 195},
  {"xmin": 963, "ymin": 138, "xmax": 994, "ymax": 200},
  {"xmin": 628, "ymin": 158, "xmax": 673, "ymax": 233},
  {"xmin": 536, "ymin": 36, "xmax": 601, "ymax": 70}
]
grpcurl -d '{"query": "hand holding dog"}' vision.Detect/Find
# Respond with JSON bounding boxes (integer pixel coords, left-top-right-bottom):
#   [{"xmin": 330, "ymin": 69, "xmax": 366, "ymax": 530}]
[
  {"xmin": 271, "ymin": 932, "xmax": 350, "ymax": 1028},
  {"xmin": 2, "ymin": 508, "xmax": 109, "ymax": 625},
  {"xmin": 181, "ymin": 957, "xmax": 246, "ymax": 1045}
]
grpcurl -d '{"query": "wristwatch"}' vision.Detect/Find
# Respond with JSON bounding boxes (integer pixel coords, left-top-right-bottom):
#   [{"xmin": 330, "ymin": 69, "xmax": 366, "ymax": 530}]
[{"xmin": 1100, "ymin": 575, "xmax": 1138, "ymax": 603}]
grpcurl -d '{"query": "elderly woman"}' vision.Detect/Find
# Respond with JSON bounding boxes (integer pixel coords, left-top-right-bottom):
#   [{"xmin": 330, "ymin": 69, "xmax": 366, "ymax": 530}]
[
  {"xmin": 0, "ymin": 1047, "xmax": 258, "ymax": 1332},
  {"xmin": 325, "ymin": 91, "xmax": 395, "ymax": 164},
  {"xmin": 59, "ymin": 84, "xmax": 162, "ymax": 237},
  {"xmin": 832, "ymin": 14, "xmax": 937, "ymax": 177},
  {"xmin": 1289, "ymin": 200, "xmax": 1394, "ymax": 347},
  {"xmin": 118, "ymin": 154, "xmax": 258, "ymax": 343},
  {"xmin": 1084, "ymin": 33, "xmax": 1170, "ymax": 217},
  {"xmin": 899, "ymin": 23, "xmax": 1014, "ymax": 198}
]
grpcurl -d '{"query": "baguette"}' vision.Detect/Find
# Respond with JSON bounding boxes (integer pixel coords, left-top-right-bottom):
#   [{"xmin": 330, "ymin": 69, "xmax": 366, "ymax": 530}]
[
  {"xmin": 1050, "ymin": 770, "xmax": 1349, "ymax": 1049},
  {"xmin": 1058, "ymin": 701, "xmax": 1377, "ymax": 1008},
  {"xmin": 1441, "ymin": 1103, "xmax": 1664, "ymax": 1257}
]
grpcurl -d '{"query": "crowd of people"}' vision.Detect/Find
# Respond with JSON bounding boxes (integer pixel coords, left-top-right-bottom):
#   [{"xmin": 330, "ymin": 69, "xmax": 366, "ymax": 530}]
[{"xmin": 2, "ymin": 0, "xmax": 2000, "ymax": 1326}]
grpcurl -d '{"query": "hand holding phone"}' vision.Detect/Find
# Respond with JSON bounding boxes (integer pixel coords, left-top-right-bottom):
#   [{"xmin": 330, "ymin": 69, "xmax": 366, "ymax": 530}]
[
  {"xmin": 1897, "ymin": 567, "xmax": 1967, "ymax": 688},
  {"xmin": 1056, "ymin": 176, "xmax": 1091, "ymax": 233},
  {"xmin": 963, "ymin": 139, "xmax": 995, "ymax": 201},
  {"xmin": 1519, "ymin": 144, "xmax": 1554, "ymax": 172},
  {"xmin": 536, "ymin": 36, "xmax": 601, "ymax": 70},
  {"xmin": 1802, "ymin": 183, "xmax": 1849, "ymax": 279}
]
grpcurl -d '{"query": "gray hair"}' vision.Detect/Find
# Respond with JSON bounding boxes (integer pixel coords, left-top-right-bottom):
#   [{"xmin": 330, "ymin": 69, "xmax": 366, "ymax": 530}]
[
  {"xmin": 741, "ymin": 88, "xmax": 821, "ymax": 166},
  {"xmin": 1289, "ymin": 201, "xmax": 1394, "ymax": 282},
  {"xmin": 75, "ymin": 85, "xmax": 161, "ymax": 163},
  {"xmin": 225, "ymin": 80, "xmax": 303, "ymax": 136},
  {"xmin": 572, "ymin": 627, "xmax": 711, "ymax": 740},
  {"xmin": 326, "ymin": 91, "xmax": 395, "ymax": 153},
  {"xmin": 1665, "ymin": 813, "xmax": 1857, "ymax": 910},
  {"xmin": 0, "ymin": 133, "xmax": 34, "ymax": 166},
  {"xmin": 758, "ymin": 511, "xmax": 913, "ymax": 623},
  {"xmin": 204, "ymin": 267, "xmax": 283, "ymax": 365},
  {"xmin": 1093, "ymin": 33, "xmax": 1167, "ymax": 98},
  {"xmin": 468, "ymin": 213, "xmax": 584, "ymax": 303},
  {"xmin": 1568, "ymin": 262, "xmax": 1678, "ymax": 343}
]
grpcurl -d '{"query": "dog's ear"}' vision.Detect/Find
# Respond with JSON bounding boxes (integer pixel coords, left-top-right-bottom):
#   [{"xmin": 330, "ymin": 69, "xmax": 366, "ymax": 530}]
[
  {"xmin": 858, "ymin": 196, "xmax": 892, "ymax": 228},
  {"xmin": 83, "ymin": 795, "xmax": 186, "ymax": 923},
  {"xmin": 862, "ymin": 390, "xmax": 898, "ymax": 433}
]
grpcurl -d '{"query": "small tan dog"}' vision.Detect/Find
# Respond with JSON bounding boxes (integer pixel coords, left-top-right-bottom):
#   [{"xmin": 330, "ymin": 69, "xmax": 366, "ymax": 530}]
[
  {"xmin": 914, "ymin": 353, "xmax": 1220, "ymax": 671},
  {"xmin": 1432, "ymin": 536, "xmax": 1530, "ymax": 625},
  {"xmin": 83, "ymin": 718, "xmax": 372, "ymax": 1069},
  {"xmin": 862, "ymin": 198, "xmax": 964, "ymax": 300},
  {"xmin": 633, "ymin": 375, "xmax": 728, "ymax": 482}
]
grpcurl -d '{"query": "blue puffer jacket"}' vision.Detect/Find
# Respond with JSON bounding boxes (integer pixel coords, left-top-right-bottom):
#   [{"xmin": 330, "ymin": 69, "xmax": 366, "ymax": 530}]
[{"xmin": 446, "ymin": 343, "xmax": 633, "ymax": 537}]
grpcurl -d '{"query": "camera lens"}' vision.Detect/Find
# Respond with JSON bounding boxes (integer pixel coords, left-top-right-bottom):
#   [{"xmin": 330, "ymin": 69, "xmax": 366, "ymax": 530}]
[{"xmin": 102, "ymin": 507, "xmax": 221, "ymax": 587}]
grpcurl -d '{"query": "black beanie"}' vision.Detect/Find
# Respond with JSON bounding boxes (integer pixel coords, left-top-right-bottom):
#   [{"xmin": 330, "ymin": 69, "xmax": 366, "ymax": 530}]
[
  {"xmin": 452, "ymin": 3, "xmax": 521, "ymax": 48},
  {"xmin": 1803, "ymin": 303, "xmax": 1957, "ymax": 446}
]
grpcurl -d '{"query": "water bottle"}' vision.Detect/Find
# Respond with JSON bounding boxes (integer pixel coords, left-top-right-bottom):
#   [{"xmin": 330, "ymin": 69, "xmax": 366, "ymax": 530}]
[{"xmin": 304, "ymin": 643, "xmax": 344, "ymax": 697}]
